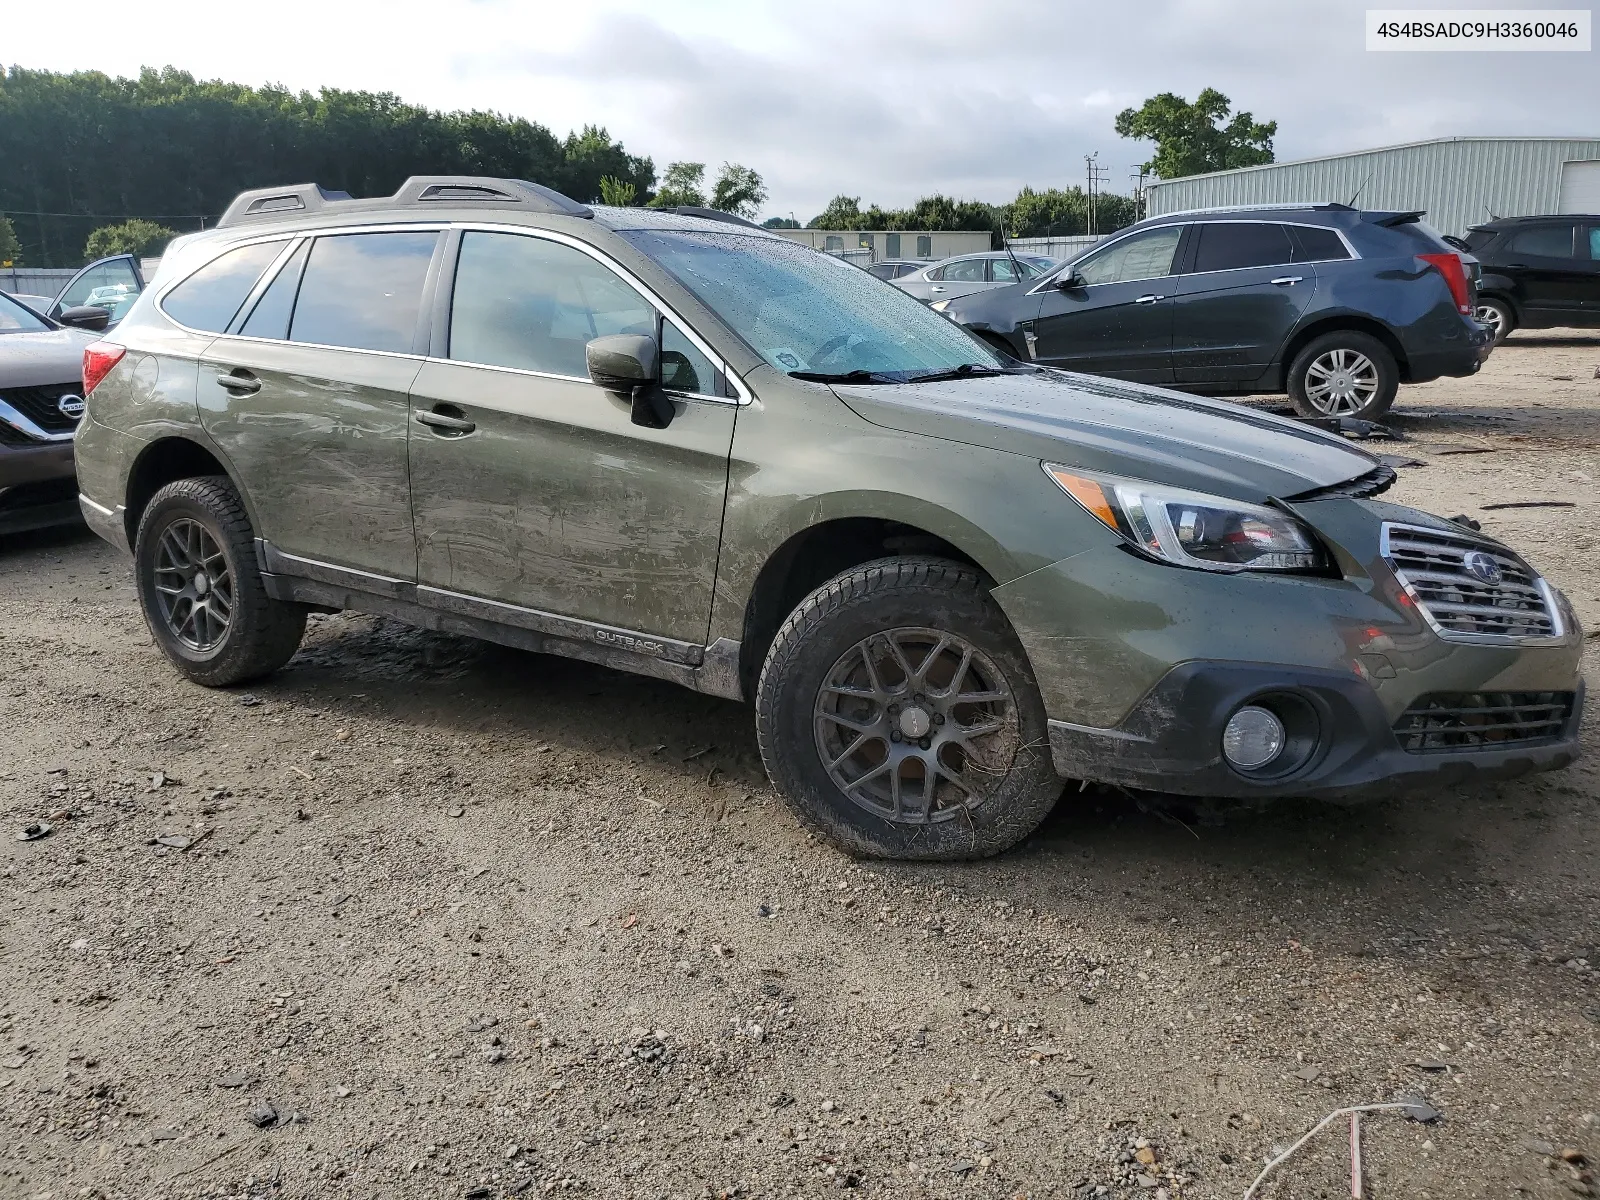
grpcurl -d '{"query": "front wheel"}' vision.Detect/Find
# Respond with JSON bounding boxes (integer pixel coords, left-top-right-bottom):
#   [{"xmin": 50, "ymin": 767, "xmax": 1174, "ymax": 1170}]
[
  {"xmin": 134, "ymin": 476, "xmax": 306, "ymax": 687},
  {"xmin": 755, "ymin": 557, "xmax": 1061, "ymax": 860},
  {"xmin": 1286, "ymin": 332, "xmax": 1399, "ymax": 421}
]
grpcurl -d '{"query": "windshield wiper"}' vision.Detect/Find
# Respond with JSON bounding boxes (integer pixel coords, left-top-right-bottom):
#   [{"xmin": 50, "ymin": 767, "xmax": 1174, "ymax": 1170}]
[
  {"xmin": 902, "ymin": 363, "xmax": 1012, "ymax": 383},
  {"xmin": 787, "ymin": 369, "xmax": 898, "ymax": 384}
]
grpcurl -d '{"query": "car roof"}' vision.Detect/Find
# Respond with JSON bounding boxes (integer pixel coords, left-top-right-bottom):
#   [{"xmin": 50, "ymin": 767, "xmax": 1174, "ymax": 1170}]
[{"xmin": 1468, "ymin": 213, "xmax": 1600, "ymax": 230}]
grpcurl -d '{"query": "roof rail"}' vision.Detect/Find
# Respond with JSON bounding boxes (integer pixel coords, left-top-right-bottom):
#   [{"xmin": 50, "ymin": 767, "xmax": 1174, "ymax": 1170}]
[
  {"xmin": 1152, "ymin": 201, "xmax": 1357, "ymax": 218},
  {"xmin": 668, "ymin": 206, "xmax": 766, "ymax": 230},
  {"xmin": 217, "ymin": 176, "xmax": 593, "ymax": 228}
]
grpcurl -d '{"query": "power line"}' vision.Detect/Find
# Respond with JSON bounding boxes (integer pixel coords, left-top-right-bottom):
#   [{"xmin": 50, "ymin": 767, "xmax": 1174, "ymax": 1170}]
[{"xmin": 1, "ymin": 209, "xmax": 212, "ymax": 220}]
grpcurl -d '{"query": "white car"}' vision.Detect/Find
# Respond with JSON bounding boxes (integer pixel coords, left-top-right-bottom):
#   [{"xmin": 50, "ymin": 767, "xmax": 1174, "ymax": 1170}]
[{"xmin": 892, "ymin": 251, "xmax": 1057, "ymax": 303}]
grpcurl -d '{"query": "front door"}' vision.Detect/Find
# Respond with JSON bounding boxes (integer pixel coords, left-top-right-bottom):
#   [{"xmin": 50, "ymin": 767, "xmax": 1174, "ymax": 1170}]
[
  {"xmin": 1030, "ymin": 224, "xmax": 1183, "ymax": 382},
  {"xmin": 51, "ymin": 253, "xmax": 145, "ymax": 327},
  {"xmin": 1171, "ymin": 221, "xmax": 1317, "ymax": 386},
  {"xmin": 407, "ymin": 229, "xmax": 736, "ymax": 645},
  {"xmin": 195, "ymin": 229, "xmax": 440, "ymax": 583}
]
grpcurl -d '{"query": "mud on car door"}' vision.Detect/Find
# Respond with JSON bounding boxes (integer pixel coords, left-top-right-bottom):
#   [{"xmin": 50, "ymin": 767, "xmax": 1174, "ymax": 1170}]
[{"xmin": 405, "ymin": 228, "xmax": 736, "ymax": 647}]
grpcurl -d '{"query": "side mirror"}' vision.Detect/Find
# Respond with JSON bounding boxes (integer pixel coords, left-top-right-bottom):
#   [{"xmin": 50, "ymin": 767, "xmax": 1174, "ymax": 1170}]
[
  {"xmin": 586, "ymin": 333, "xmax": 674, "ymax": 428},
  {"xmin": 57, "ymin": 305, "xmax": 111, "ymax": 331},
  {"xmin": 1054, "ymin": 270, "xmax": 1086, "ymax": 291}
]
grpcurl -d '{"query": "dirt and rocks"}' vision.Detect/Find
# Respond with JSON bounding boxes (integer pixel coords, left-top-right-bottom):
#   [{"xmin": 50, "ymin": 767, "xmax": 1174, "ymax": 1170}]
[{"xmin": 2, "ymin": 331, "xmax": 1599, "ymax": 1200}]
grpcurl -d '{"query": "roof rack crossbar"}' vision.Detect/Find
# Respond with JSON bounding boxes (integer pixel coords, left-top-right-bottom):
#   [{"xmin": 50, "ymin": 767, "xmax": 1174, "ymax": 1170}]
[{"xmin": 217, "ymin": 176, "xmax": 593, "ymax": 228}]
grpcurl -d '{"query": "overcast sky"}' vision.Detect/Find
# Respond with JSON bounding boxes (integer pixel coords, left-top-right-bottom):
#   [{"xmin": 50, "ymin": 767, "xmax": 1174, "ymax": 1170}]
[{"xmin": 7, "ymin": 0, "xmax": 1597, "ymax": 221}]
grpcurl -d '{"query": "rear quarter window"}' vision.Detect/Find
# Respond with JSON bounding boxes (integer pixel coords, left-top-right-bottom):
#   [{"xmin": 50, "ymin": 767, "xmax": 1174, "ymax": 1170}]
[
  {"xmin": 161, "ymin": 241, "xmax": 286, "ymax": 332},
  {"xmin": 1289, "ymin": 226, "xmax": 1351, "ymax": 262}
]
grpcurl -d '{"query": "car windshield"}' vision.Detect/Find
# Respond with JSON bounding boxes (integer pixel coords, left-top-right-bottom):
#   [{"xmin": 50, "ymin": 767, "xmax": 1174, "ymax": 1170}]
[
  {"xmin": 621, "ymin": 230, "xmax": 1008, "ymax": 380},
  {"xmin": 0, "ymin": 291, "xmax": 52, "ymax": 334}
]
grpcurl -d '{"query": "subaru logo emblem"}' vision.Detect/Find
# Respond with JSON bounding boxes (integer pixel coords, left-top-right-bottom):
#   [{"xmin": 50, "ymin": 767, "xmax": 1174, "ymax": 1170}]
[
  {"xmin": 57, "ymin": 393, "xmax": 86, "ymax": 420},
  {"xmin": 1463, "ymin": 550, "xmax": 1503, "ymax": 586}
]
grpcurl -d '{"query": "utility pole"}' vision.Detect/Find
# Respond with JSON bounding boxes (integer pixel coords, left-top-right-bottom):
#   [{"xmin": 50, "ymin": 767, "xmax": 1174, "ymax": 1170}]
[
  {"xmin": 1130, "ymin": 168, "xmax": 1149, "ymax": 221},
  {"xmin": 1085, "ymin": 153, "xmax": 1110, "ymax": 236}
]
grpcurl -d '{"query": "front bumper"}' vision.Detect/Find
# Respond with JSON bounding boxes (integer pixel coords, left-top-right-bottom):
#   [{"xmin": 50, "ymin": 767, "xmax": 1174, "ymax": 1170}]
[
  {"xmin": 0, "ymin": 441, "xmax": 80, "ymax": 534},
  {"xmin": 1048, "ymin": 662, "xmax": 1583, "ymax": 801}
]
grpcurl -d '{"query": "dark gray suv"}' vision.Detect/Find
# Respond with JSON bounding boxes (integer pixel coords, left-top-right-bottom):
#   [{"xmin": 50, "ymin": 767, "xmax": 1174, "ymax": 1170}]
[{"xmin": 939, "ymin": 203, "xmax": 1493, "ymax": 421}]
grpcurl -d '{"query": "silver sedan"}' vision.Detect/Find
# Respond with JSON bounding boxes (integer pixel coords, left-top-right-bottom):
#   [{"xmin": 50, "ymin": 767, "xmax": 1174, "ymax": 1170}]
[{"xmin": 891, "ymin": 251, "xmax": 1057, "ymax": 303}]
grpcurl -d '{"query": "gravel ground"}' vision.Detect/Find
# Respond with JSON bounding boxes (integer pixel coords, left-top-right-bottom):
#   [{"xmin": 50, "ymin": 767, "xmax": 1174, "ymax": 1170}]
[{"xmin": 3, "ymin": 332, "xmax": 1598, "ymax": 1200}]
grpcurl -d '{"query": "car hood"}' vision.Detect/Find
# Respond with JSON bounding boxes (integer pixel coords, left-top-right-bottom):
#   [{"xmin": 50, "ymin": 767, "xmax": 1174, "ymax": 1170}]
[
  {"xmin": 0, "ymin": 327, "xmax": 95, "ymax": 388},
  {"xmin": 832, "ymin": 369, "xmax": 1379, "ymax": 502}
]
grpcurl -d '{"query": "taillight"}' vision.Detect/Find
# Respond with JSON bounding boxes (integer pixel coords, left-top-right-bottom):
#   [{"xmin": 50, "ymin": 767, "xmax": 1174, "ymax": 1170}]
[
  {"xmin": 1418, "ymin": 252, "xmax": 1472, "ymax": 315},
  {"xmin": 82, "ymin": 342, "xmax": 127, "ymax": 396}
]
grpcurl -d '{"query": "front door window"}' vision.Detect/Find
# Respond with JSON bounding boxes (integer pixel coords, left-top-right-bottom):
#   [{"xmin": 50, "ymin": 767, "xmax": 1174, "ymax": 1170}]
[
  {"xmin": 1074, "ymin": 226, "xmax": 1182, "ymax": 285},
  {"xmin": 55, "ymin": 255, "xmax": 143, "ymax": 323}
]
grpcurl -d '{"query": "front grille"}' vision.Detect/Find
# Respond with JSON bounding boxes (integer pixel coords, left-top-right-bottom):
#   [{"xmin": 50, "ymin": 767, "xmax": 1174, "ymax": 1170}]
[
  {"xmin": 0, "ymin": 382, "xmax": 83, "ymax": 434},
  {"xmin": 0, "ymin": 421, "xmax": 33, "ymax": 447},
  {"xmin": 1394, "ymin": 691, "xmax": 1575, "ymax": 752},
  {"xmin": 1382, "ymin": 522, "xmax": 1560, "ymax": 641}
]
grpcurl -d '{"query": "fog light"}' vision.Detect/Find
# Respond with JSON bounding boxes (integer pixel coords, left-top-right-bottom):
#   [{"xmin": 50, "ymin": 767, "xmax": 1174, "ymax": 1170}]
[{"xmin": 1222, "ymin": 705, "xmax": 1285, "ymax": 770}]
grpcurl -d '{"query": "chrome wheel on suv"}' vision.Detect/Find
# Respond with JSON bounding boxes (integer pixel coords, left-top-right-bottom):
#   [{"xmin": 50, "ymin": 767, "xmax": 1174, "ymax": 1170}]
[
  {"xmin": 1287, "ymin": 331, "xmax": 1399, "ymax": 421},
  {"xmin": 1302, "ymin": 348, "xmax": 1379, "ymax": 416},
  {"xmin": 814, "ymin": 628, "xmax": 1019, "ymax": 824},
  {"xmin": 757, "ymin": 557, "xmax": 1061, "ymax": 860}
]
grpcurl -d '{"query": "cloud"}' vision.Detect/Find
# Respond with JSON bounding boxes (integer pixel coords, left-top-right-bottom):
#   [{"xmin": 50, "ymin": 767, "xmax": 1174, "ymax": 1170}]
[{"xmin": 4, "ymin": 0, "xmax": 1596, "ymax": 222}]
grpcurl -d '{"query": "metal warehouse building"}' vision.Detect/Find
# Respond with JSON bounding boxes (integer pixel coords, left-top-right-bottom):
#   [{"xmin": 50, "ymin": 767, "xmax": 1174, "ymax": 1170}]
[{"xmin": 1146, "ymin": 136, "xmax": 1600, "ymax": 236}]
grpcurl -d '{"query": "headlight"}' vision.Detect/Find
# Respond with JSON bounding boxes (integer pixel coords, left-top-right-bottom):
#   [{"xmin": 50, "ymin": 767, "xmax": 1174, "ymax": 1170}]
[{"xmin": 1044, "ymin": 464, "xmax": 1328, "ymax": 573}]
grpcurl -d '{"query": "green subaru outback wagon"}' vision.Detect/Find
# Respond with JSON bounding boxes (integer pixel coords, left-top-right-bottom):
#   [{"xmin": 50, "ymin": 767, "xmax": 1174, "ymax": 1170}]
[{"xmin": 73, "ymin": 177, "xmax": 1585, "ymax": 859}]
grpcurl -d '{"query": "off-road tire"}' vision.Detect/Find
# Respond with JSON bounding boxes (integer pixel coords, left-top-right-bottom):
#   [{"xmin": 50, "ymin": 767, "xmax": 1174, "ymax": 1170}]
[
  {"xmin": 134, "ymin": 476, "xmax": 305, "ymax": 687},
  {"xmin": 755, "ymin": 556, "xmax": 1060, "ymax": 860},
  {"xmin": 1476, "ymin": 296, "xmax": 1515, "ymax": 345},
  {"xmin": 1286, "ymin": 330, "xmax": 1400, "ymax": 421}
]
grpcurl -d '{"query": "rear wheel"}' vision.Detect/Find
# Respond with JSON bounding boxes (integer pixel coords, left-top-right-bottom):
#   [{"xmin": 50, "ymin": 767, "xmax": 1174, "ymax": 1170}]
[
  {"xmin": 755, "ymin": 557, "xmax": 1061, "ymax": 860},
  {"xmin": 1287, "ymin": 331, "xmax": 1399, "ymax": 421},
  {"xmin": 1475, "ymin": 297, "xmax": 1515, "ymax": 345},
  {"xmin": 134, "ymin": 476, "xmax": 305, "ymax": 687}
]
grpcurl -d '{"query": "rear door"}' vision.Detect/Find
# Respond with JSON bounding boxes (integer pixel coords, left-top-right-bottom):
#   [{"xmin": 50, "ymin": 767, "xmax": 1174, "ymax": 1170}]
[
  {"xmin": 918, "ymin": 258, "xmax": 989, "ymax": 303},
  {"xmin": 1029, "ymin": 224, "xmax": 1183, "ymax": 383},
  {"xmin": 406, "ymin": 228, "xmax": 736, "ymax": 644},
  {"xmin": 1500, "ymin": 222, "xmax": 1587, "ymax": 319},
  {"xmin": 194, "ymin": 228, "xmax": 441, "ymax": 584},
  {"xmin": 1170, "ymin": 221, "xmax": 1319, "ymax": 386}
]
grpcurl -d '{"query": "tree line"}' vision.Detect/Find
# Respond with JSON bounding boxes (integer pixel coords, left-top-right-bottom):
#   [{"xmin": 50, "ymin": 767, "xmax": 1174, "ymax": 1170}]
[
  {"xmin": 0, "ymin": 66, "xmax": 670, "ymax": 267},
  {"xmin": 1, "ymin": 65, "xmax": 1272, "ymax": 266}
]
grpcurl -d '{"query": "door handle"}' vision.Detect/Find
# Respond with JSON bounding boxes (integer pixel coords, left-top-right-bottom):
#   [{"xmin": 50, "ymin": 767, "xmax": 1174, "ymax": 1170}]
[
  {"xmin": 415, "ymin": 407, "xmax": 476, "ymax": 435},
  {"xmin": 1134, "ymin": 294, "xmax": 1163, "ymax": 304},
  {"xmin": 215, "ymin": 371, "xmax": 260, "ymax": 394},
  {"xmin": 1270, "ymin": 276, "xmax": 1303, "ymax": 285},
  {"xmin": 930, "ymin": 286, "xmax": 946, "ymax": 293}
]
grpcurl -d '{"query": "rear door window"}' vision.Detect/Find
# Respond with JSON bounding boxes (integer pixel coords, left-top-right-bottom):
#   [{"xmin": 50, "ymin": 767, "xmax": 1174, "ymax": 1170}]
[
  {"xmin": 941, "ymin": 259, "xmax": 987, "ymax": 283},
  {"xmin": 1587, "ymin": 227, "xmax": 1600, "ymax": 260},
  {"xmin": 1191, "ymin": 222, "xmax": 1295, "ymax": 273},
  {"xmin": 289, "ymin": 231, "xmax": 438, "ymax": 353},
  {"xmin": 449, "ymin": 231, "xmax": 655, "ymax": 378},
  {"xmin": 1505, "ymin": 224, "xmax": 1577, "ymax": 258},
  {"xmin": 162, "ymin": 241, "xmax": 286, "ymax": 332}
]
